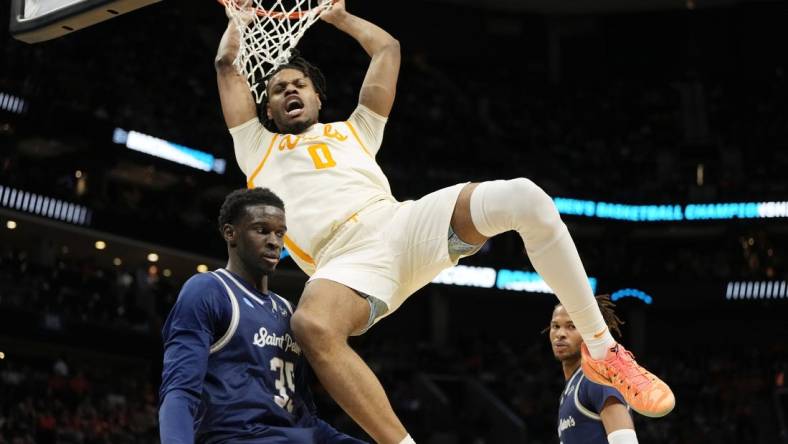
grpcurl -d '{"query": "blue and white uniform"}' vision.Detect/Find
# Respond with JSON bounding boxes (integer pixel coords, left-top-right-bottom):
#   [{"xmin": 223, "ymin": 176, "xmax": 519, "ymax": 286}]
[
  {"xmin": 557, "ymin": 367, "xmax": 629, "ymax": 444},
  {"xmin": 159, "ymin": 268, "xmax": 366, "ymax": 443}
]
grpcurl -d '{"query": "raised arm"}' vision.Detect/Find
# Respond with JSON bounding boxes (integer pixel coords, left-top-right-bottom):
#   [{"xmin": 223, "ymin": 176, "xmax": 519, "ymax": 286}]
[
  {"xmin": 321, "ymin": 1, "xmax": 400, "ymax": 117},
  {"xmin": 215, "ymin": 6, "xmax": 258, "ymax": 129}
]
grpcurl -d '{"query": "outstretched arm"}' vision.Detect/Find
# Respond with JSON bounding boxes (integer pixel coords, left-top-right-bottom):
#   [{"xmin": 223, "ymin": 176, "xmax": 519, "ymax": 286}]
[
  {"xmin": 216, "ymin": 6, "xmax": 258, "ymax": 129},
  {"xmin": 321, "ymin": 1, "xmax": 400, "ymax": 117}
]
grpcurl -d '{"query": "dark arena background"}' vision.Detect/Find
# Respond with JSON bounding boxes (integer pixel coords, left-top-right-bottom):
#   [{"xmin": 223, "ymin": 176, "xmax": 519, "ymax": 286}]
[{"xmin": 1, "ymin": 0, "xmax": 787, "ymax": 442}]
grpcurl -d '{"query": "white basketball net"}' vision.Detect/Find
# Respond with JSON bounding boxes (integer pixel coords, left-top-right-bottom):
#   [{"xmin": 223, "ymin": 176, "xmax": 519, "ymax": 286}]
[{"xmin": 225, "ymin": 0, "xmax": 333, "ymax": 104}]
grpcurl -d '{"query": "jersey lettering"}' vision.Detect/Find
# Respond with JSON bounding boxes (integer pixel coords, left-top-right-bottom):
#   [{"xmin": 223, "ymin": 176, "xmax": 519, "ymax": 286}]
[
  {"xmin": 270, "ymin": 357, "xmax": 296, "ymax": 413},
  {"xmin": 308, "ymin": 143, "xmax": 337, "ymax": 169}
]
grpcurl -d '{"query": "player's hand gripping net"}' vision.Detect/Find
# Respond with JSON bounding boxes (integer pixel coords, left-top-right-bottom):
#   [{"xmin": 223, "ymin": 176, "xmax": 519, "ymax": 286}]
[{"xmin": 222, "ymin": 0, "xmax": 334, "ymax": 103}]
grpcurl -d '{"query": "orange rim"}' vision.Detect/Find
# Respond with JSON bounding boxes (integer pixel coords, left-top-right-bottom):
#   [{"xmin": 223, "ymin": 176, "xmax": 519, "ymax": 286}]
[{"xmin": 216, "ymin": 0, "xmax": 329, "ymax": 20}]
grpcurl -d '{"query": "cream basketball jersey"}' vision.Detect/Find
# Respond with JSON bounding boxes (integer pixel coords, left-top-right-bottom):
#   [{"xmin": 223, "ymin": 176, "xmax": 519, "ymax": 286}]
[{"xmin": 230, "ymin": 105, "xmax": 394, "ymax": 275}]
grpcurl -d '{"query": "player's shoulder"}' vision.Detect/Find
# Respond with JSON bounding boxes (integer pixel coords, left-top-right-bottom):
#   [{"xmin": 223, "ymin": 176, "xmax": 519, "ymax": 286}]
[
  {"xmin": 578, "ymin": 373, "xmax": 604, "ymax": 394},
  {"xmin": 229, "ymin": 117, "xmax": 265, "ymax": 134},
  {"xmin": 179, "ymin": 272, "xmax": 225, "ymax": 298},
  {"xmin": 183, "ymin": 271, "xmax": 222, "ymax": 286},
  {"xmin": 578, "ymin": 373, "xmax": 626, "ymax": 408},
  {"xmin": 347, "ymin": 104, "xmax": 388, "ymax": 123},
  {"xmin": 580, "ymin": 373, "xmax": 614, "ymax": 392}
]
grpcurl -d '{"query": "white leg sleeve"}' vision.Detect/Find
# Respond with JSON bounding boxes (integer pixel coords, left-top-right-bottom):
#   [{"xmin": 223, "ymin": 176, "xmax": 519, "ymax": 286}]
[{"xmin": 469, "ymin": 179, "xmax": 615, "ymax": 358}]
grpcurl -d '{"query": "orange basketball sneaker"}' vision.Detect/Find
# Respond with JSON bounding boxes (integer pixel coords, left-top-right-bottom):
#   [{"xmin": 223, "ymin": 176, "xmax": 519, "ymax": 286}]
[{"xmin": 581, "ymin": 342, "xmax": 675, "ymax": 418}]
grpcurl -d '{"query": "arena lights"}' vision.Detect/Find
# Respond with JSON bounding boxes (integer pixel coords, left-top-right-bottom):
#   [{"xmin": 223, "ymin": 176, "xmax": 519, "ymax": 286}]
[
  {"xmin": 113, "ymin": 257, "xmax": 123, "ymax": 266},
  {"xmin": 0, "ymin": 185, "xmax": 91, "ymax": 226},
  {"xmin": 197, "ymin": 264, "xmax": 209, "ymax": 273},
  {"xmin": 0, "ymin": 92, "xmax": 27, "ymax": 114},
  {"xmin": 147, "ymin": 253, "xmax": 159, "ymax": 263},
  {"xmin": 94, "ymin": 240, "xmax": 107, "ymax": 250},
  {"xmin": 113, "ymin": 128, "xmax": 226, "ymax": 174},
  {"xmin": 431, "ymin": 265, "xmax": 598, "ymax": 294},
  {"xmin": 726, "ymin": 280, "xmax": 788, "ymax": 300},
  {"xmin": 610, "ymin": 288, "xmax": 653, "ymax": 305},
  {"xmin": 497, "ymin": 269, "xmax": 597, "ymax": 294},
  {"xmin": 6, "ymin": 220, "xmax": 17, "ymax": 230},
  {"xmin": 432, "ymin": 265, "xmax": 497, "ymax": 288},
  {"xmin": 554, "ymin": 198, "xmax": 788, "ymax": 222}
]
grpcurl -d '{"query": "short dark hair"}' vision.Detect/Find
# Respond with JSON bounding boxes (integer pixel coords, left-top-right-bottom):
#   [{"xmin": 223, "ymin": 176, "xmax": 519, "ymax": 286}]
[
  {"xmin": 260, "ymin": 51, "xmax": 328, "ymax": 132},
  {"xmin": 217, "ymin": 187, "xmax": 285, "ymax": 234},
  {"xmin": 544, "ymin": 294, "xmax": 625, "ymax": 338}
]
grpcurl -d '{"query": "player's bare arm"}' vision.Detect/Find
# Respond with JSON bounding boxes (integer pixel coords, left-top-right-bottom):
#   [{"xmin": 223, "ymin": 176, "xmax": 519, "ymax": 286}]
[
  {"xmin": 599, "ymin": 398, "xmax": 638, "ymax": 443},
  {"xmin": 321, "ymin": 0, "xmax": 400, "ymax": 117},
  {"xmin": 216, "ymin": 3, "xmax": 258, "ymax": 128}
]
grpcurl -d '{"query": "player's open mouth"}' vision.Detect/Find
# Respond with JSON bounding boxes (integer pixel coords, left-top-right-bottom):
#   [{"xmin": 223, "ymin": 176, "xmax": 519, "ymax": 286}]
[{"xmin": 285, "ymin": 96, "xmax": 304, "ymax": 117}]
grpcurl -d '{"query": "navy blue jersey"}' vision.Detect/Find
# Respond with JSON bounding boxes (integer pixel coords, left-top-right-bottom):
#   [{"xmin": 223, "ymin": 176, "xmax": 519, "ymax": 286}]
[
  {"xmin": 159, "ymin": 269, "xmax": 365, "ymax": 444},
  {"xmin": 557, "ymin": 367, "xmax": 628, "ymax": 444}
]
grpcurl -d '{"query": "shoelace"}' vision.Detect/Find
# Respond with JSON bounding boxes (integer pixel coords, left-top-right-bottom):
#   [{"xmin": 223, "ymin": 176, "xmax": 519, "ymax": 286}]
[{"xmin": 608, "ymin": 350, "xmax": 653, "ymax": 392}]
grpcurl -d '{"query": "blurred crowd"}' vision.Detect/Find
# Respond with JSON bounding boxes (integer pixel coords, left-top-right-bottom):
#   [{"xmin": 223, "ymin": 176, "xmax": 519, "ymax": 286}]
[
  {"xmin": 0, "ymin": 247, "xmax": 177, "ymax": 336},
  {"xmin": 0, "ymin": 356, "xmax": 158, "ymax": 444}
]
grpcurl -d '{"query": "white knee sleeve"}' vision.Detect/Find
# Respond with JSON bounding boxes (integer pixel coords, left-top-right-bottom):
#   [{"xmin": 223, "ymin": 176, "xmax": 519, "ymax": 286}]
[
  {"xmin": 470, "ymin": 179, "xmax": 614, "ymax": 357},
  {"xmin": 469, "ymin": 178, "xmax": 565, "ymax": 255}
]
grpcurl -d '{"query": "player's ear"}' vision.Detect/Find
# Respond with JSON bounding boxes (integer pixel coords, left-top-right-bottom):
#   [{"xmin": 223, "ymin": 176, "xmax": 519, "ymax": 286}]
[
  {"xmin": 316, "ymin": 95, "xmax": 322, "ymax": 111},
  {"xmin": 266, "ymin": 104, "xmax": 273, "ymax": 120},
  {"xmin": 222, "ymin": 224, "xmax": 237, "ymax": 245}
]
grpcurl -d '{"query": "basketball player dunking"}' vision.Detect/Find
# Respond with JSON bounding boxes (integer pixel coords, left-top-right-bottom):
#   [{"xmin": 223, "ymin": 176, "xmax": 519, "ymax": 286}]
[{"xmin": 215, "ymin": 2, "xmax": 674, "ymax": 442}]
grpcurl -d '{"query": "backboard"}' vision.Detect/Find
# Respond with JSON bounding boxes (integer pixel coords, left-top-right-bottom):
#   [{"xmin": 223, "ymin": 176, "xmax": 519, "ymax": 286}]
[{"xmin": 10, "ymin": 0, "xmax": 161, "ymax": 43}]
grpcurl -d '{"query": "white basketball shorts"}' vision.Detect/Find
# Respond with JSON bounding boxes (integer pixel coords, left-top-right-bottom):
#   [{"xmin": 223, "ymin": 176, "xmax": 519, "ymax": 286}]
[{"xmin": 309, "ymin": 183, "xmax": 467, "ymax": 328}]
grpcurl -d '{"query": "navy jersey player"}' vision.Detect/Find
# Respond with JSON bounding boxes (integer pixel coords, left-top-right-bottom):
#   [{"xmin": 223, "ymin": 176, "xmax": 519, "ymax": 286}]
[
  {"xmin": 549, "ymin": 296, "xmax": 639, "ymax": 444},
  {"xmin": 159, "ymin": 187, "xmax": 366, "ymax": 443}
]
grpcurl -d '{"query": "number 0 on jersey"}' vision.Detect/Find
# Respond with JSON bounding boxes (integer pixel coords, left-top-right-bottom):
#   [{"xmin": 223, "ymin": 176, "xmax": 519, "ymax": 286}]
[{"xmin": 308, "ymin": 143, "xmax": 337, "ymax": 169}]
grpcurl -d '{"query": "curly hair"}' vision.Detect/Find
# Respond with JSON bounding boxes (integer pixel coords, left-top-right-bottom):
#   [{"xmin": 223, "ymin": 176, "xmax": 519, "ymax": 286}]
[
  {"xmin": 544, "ymin": 294, "xmax": 625, "ymax": 338},
  {"xmin": 259, "ymin": 50, "xmax": 328, "ymax": 132},
  {"xmin": 217, "ymin": 187, "xmax": 285, "ymax": 235},
  {"xmin": 594, "ymin": 294, "xmax": 625, "ymax": 338}
]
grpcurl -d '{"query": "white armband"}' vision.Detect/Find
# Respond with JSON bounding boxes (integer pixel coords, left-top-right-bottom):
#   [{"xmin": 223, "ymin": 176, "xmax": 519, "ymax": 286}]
[{"xmin": 608, "ymin": 428, "xmax": 638, "ymax": 444}]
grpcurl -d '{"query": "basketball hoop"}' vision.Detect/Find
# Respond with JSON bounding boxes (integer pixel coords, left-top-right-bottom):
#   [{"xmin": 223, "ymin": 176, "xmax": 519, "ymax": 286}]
[{"xmin": 219, "ymin": 0, "xmax": 333, "ymax": 104}]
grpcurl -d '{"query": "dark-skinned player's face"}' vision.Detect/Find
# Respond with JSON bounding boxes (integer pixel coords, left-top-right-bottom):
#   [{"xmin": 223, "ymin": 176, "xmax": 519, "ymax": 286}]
[
  {"xmin": 266, "ymin": 68, "xmax": 321, "ymax": 134},
  {"xmin": 549, "ymin": 305, "xmax": 583, "ymax": 363},
  {"xmin": 227, "ymin": 204, "xmax": 286, "ymax": 276}
]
